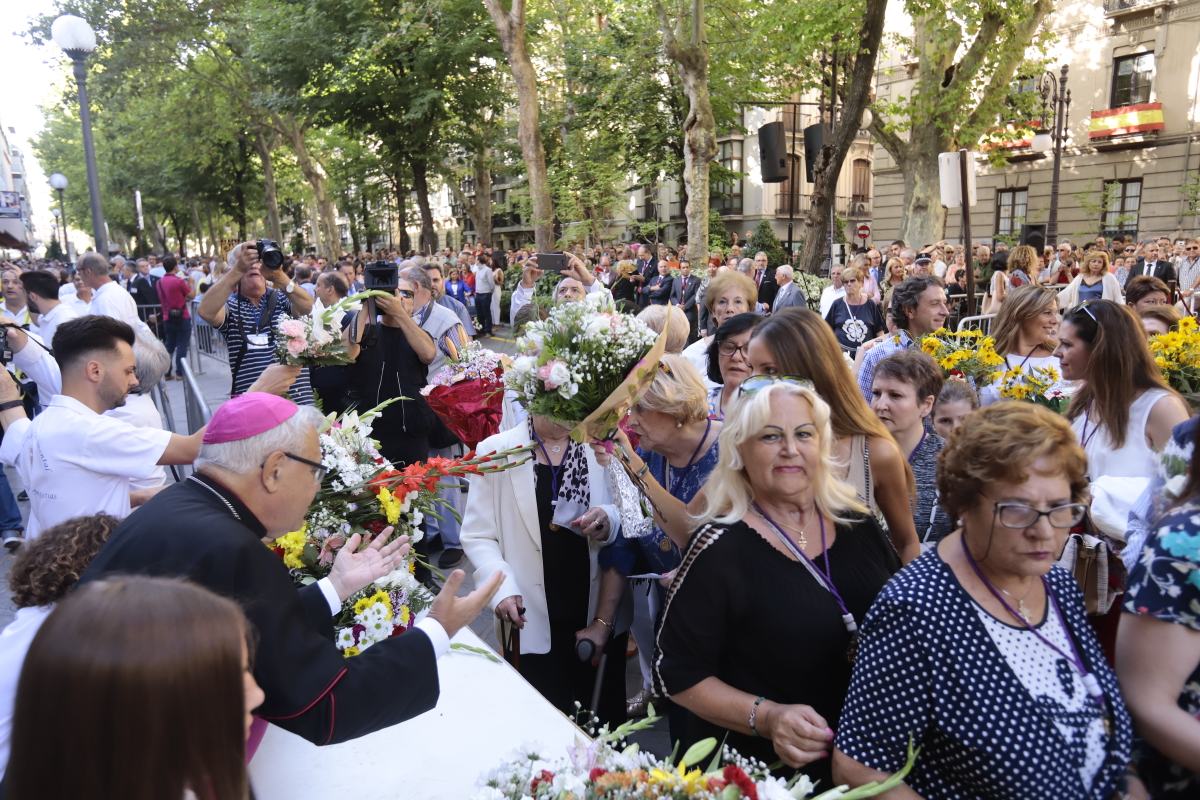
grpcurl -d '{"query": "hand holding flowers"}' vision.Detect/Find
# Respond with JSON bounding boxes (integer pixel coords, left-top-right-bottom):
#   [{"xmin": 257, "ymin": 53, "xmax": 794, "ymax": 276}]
[{"xmin": 276, "ymin": 290, "xmax": 391, "ymax": 367}]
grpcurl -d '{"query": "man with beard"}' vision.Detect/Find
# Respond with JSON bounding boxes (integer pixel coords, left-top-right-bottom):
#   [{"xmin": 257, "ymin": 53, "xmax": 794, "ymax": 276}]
[
  {"xmin": 21, "ymin": 270, "xmax": 79, "ymax": 345},
  {"xmin": 9, "ymin": 316, "xmax": 203, "ymax": 539}
]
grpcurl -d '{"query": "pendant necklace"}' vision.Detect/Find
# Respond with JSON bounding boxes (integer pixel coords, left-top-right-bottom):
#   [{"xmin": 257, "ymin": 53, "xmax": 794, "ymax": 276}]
[{"xmin": 999, "ymin": 583, "xmax": 1036, "ymax": 620}]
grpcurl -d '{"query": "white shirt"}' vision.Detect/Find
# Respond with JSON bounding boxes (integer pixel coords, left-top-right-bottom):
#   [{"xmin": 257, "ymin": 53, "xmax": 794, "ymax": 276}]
[
  {"xmin": 819, "ymin": 284, "xmax": 847, "ymax": 319},
  {"xmin": 0, "ymin": 605, "xmax": 53, "ymax": 780},
  {"xmin": 0, "ymin": 306, "xmax": 30, "ymax": 327},
  {"xmin": 473, "ymin": 264, "xmax": 497, "ymax": 293},
  {"xmin": 15, "ymin": 394, "xmax": 172, "ymax": 539},
  {"xmin": 87, "ymin": 280, "xmax": 140, "ymax": 326},
  {"xmin": 108, "ymin": 393, "xmax": 169, "ymax": 490},
  {"xmin": 31, "ymin": 302, "xmax": 80, "ymax": 346}
]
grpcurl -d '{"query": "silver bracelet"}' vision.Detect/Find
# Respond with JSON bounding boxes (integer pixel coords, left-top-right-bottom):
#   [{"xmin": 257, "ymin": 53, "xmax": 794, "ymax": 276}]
[{"xmin": 749, "ymin": 695, "xmax": 766, "ymax": 737}]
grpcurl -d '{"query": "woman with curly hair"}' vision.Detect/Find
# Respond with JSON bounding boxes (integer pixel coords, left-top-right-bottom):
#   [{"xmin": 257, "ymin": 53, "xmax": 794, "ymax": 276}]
[{"xmin": 0, "ymin": 514, "xmax": 119, "ymax": 779}]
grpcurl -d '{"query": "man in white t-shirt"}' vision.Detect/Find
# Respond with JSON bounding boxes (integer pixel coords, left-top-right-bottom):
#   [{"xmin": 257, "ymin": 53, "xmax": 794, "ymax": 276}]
[
  {"xmin": 8, "ymin": 315, "xmax": 204, "ymax": 539},
  {"xmin": 819, "ymin": 263, "xmax": 847, "ymax": 319},
  {"xmin": 78, "ymin": 253, "xmax": 139, "ymax": 326}
]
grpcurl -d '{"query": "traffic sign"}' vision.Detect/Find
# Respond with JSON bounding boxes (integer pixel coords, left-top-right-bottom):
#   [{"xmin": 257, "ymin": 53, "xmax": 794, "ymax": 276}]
[{"xmin": 856, "ymin": 223, "xmax": 871, "ymax": 240}]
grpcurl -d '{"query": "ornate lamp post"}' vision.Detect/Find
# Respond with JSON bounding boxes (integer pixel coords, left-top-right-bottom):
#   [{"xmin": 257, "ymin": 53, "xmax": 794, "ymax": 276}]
[
  {"xmin": 51, "ymin": 15, "xmax": 107, "ymax": 257},
  {"xmin": 1031, "ymin": 65, "xmax": 1071, "ymax": 248}
]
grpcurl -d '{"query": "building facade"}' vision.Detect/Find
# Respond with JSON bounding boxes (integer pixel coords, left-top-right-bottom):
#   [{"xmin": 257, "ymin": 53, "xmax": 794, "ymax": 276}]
[
  {"xmin": 0, "ymin": 124, "xmax": 36, "ymax": 251},
  {"xmin": 871, "ymin": 0, "xmax": 1200, "ymax": 247},
  {"xmin": 452, "ymin": 103, "xmax": 875, "ymax": 253}
]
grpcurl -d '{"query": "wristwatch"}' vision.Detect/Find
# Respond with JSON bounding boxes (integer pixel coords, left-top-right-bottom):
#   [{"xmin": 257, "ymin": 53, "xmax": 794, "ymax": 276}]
[{"xmin": 284, "ymin": 280, "xmax": 296, "ymax": 294}]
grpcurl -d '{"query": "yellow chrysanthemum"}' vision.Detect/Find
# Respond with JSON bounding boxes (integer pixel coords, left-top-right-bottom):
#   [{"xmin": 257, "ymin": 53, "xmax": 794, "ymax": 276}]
[
  {"xmin": 377, "ymin": 486, "xmax": 402, "ymax": 526},
  {"xmin": 342, "ymin": 646, "xmax": 360, "ymax": 658},
  {"xmin": 398, "ymin": 605, "xmax": 411, "ymax": 628},
  {"xmin": 271, "ymin": 527, "xmax": 308, "ymax": 570}
]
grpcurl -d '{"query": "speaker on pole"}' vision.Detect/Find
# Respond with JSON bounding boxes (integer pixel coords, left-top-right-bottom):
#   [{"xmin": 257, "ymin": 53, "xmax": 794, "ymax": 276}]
[
  {"xmin": 803, "ymin": 124, "xmax": 824, "ymax": 183},
  {"xmin": 1019, "ymin": 223, "xmax": 1046, "ymax": 253},
  {"xmin": 757, "ymin": 122, "xmax": 788, "ymax": 184}
]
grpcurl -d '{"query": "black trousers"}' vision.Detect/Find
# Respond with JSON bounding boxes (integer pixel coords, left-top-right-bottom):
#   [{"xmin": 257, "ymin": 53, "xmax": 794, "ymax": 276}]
[
  {"xmin": 518, "ymin": 623, "xmax": 628, "ymax": 728},
  {"xmin": 475, "ymin": 292, "xmax": 493, "ymax": 335}
]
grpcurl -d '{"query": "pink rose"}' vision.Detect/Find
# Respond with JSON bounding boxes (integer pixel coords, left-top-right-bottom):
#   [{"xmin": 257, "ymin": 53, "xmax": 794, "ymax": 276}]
[
  {"xmin": 537, "ymin": 361, "xmax": 560, "ymax": 390},
  {"xmin": 286, "ymin": 338, "xmax": 306, "ymax": 356},
  {"xmin": 279, "ymin": 319, "xmax": 306, "ymax": 338}
]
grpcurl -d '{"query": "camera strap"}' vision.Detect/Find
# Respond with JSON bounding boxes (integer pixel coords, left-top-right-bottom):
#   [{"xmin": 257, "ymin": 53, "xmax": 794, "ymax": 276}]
[{"xmin": 230, "ymin": 289, "xmax": 279, "ymax": 395}]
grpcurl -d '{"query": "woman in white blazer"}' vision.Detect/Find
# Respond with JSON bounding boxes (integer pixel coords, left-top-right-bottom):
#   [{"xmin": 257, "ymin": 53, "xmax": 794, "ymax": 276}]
[
  {"xmin": 1057, "ymin": 251, "xmax": 1123, "ymax": 309},
  {"xmin": 460, "ymin": 415, "xmax": 628, "ymax": 723}
]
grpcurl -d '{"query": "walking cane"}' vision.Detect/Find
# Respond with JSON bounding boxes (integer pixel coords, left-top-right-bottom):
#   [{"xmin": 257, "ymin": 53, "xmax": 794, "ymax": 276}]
[
  {"xmin": 502, "ymin": 620, "xmax": 520, "ymax": 670},
  {"xmin": 576, "ymin": 638, "xmax": 608, "ymax": 720}
]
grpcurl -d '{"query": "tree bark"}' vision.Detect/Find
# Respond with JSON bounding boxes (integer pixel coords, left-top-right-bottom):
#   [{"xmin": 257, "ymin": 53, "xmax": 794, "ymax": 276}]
[
  {"xmin": 798, "ymin": 0, "xmax": 888, "ymax": 275},
  {"xmin": 393, "ymin": 175, "xmax": 412, "ymax": 254},
  {"xmin": 254, "ymin": 131, "xmax": 284, "ymax": 245},
  {"xmin": 483, "ymin": 0, "xmax": 555, "ymax": 250},
  {"xmin": 410, "ymin": 158, "xmax": 439, "ymax": 254},
  {"xmin": 280, "ymin": 117, "xmax": 339, "ymax": 259},
  {"xmin": 656, "ymin": 0, "xmax": 717, "ymax": 268},
  {"xmin": 472, "ymin": 147, "xmax": 494, "ymax": 246}
]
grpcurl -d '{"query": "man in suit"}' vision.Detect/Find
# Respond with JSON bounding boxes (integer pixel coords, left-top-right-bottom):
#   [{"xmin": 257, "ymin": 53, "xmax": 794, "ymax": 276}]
[
  {"xmin": 771, "ymin": 265, "xmax": 808, "ymax": 313},
  {"xmin": 671, "ymin": 259, "xmax": 702, "ymax": 343},
  {"xmin": 752, "ymin": 250, "xmax": 779, "ymax": 310},
  {"xmin": 1128, "ymin": 241, "xmax": 1177, "ymax": 291},
  {"xmin": 634, "ymin": 245, "xmax": 657, "ymax": 309},
  {"xmin": 646, "ymin": 260, "xmax": 675, "ymax": 306},
  {"xmin": 128, "ymin": 258, "xmax": 161, "ymax": 335}
]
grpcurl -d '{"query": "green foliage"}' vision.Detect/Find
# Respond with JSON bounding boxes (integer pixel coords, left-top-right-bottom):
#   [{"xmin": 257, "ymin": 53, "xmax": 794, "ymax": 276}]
[
  {"xmin": 45, "ymin": 235, "xmax": 64, "ymax": 261},
  {"xmin": 748, "ymin": 221, "xmax": 788, "ymax": 268},
  {"xmin": 707, "ymin": 209, "xmax": 729, "ymax": 255},
  {"xmin": 1182, "ymin": 172, "xmax": 1200, "ymax": 217}
]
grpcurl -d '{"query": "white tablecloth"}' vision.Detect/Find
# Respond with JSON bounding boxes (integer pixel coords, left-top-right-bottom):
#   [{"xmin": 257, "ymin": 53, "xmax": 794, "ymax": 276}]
[{"xmin": 248, "ymin": 628, "xmax": 586, "ymax": 799}]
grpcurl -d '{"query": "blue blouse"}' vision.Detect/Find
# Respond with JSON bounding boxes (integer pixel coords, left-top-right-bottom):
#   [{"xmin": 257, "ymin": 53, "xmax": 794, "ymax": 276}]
[
  {"xmin": 836, "ymin": 550, "xmax": 1132, "ymax": 799},
  {"xmin": 1124, "ymin": 499, "xmax": 1200, "ymax": 798}
]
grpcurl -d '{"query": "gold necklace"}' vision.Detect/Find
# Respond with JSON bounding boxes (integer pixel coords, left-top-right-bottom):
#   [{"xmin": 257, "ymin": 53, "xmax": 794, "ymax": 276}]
[
  {"xmin": 999, "ymin": 582, "xmax": 1037, "ymax": 620},
  {"xmin": 765, "ymin": 509, "xmax": 814, "ymax": 549}
]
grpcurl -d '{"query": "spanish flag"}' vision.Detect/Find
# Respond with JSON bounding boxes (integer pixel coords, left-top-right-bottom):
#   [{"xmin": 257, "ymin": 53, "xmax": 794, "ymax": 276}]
[{"xmin": 1089, "ymin": 102, "xmax": 1164, "ymax": 139}]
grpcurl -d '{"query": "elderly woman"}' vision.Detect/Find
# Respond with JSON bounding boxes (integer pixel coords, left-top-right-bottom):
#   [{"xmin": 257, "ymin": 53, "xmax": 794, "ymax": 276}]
[
  {"xmin": 461, "ymin": 414, "xmax": 627, "ymax": 724},
  {"xmin": 749, "ymin": 309, "xmax": 921, "ymax": 562},
  {"xmin": 1118, "ymin": 421, "xmax": 1200, "ymax": 799},
  {"xmin": 681, "ymin": 269, "xmax": 758, "ymax": 386},
  {"xmin": 1059, "ymin": 250, "xmax": 1122, "ymax": 309},
  {"xmin": 824, "ymin": 265, "xmax": 885, "ymax": 357},
  {"xmin": 653, "ymin": 378, "xmax": 899, "ymax": 787},
  {"xmin": 706, "ymin": 312, "xmax": 758, "ymax": 420},
  {"xmin": 637, "ymin": 304, "xmax": 690, "ymax": 354},
  {"xmin": 834, "ymin": 402, "xmax": 1135, "ymax": 798},
  {"xmin": 981, "ymin": 284, "xmax": 1063, "ymax": 405}
]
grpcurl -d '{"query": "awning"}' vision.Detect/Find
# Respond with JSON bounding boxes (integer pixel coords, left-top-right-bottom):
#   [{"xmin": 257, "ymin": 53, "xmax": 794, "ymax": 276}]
[{"xmin": 0, "ymin": 217, "xmax": 30, "ymax": 250}]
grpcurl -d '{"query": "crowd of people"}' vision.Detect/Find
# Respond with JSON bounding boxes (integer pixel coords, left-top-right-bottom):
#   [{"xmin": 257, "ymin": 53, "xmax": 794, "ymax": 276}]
[{"xmin": 0, "ymin": 224, "xmax": 1197, "ymax": 799}]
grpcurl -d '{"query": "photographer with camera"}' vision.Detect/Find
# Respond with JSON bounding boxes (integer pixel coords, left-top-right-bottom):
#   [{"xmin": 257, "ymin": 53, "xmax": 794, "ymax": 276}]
[
  {"xmin": 345, "ymin": 267, "xmax": 437, "ymax": 468},
  {"xmin": 198, "ymin": 241, "xmax": 314, "ymax": 404}
]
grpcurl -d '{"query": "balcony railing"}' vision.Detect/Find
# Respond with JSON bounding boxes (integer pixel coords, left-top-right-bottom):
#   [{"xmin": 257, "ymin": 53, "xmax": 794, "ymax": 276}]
[
  {"xmin": 1104, "ymin": 0, "xmax": 1170, "ymax": 17},
  {"xmin": 775, "ymin": 194, "xmax": 866, "ymax": 218}
]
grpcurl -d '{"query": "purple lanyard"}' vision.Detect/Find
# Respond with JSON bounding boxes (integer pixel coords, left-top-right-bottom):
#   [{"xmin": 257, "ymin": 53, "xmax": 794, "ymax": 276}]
[
  {"xmin": 960, "ymin": 534, "xmax": 1105, "ymax": 708},
  {"xmin": 754, "ymin": 503, "xmax": 858, "ymax": 641}
]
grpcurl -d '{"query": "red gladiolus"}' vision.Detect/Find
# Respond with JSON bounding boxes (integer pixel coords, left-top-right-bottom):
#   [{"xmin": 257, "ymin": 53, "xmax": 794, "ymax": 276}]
[
  {"xmin": 364, "ymin": 519, "xmax": 387, "ymax": 534},
  {"xmin": 722, "ymin": 765, "xmax": 758, "ymax": 799},
  {"xmin": 588, "ymin": 768, "xmax": 607, "ymax": 782},
  {"xmin": 530, "ymin": 769, "xmax": 555, "ymax": 792}
]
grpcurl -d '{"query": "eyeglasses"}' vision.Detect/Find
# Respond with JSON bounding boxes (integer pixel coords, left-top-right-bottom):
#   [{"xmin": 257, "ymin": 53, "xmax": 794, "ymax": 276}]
[
  {"xmin": 397, "ymin": 289, "xmax": 415, "ymax": 299},
  {"xmin": 991, "ymin": 500, "xmax": 1087, "ymax": 529},
  {"xmin": 276, "ymin": 451, "xmax": 327, "ymax": 482},
  {"xmin": 737, "ymin": 374, "xmax": 814, "ymax": 397},
  {"xmin": 718, "ymin": 340, "xmax": 751, "ymax": 359}
]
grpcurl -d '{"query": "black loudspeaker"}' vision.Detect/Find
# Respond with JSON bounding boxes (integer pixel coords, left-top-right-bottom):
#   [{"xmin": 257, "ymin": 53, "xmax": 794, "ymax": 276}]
[
  {"xmin": 758, "ymin": 122, "xmax": 788, "ymax": 183},
  {"xmin": 1020, "ymin": 223, "xmax": 1046, "ymax": 252},
  {"xmin": 803, "ymin": 124, "xmax": 824, "ymax": 183}
]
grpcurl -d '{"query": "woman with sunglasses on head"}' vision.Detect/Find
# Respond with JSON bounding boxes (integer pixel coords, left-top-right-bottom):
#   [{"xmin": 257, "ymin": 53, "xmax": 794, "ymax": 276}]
[
  {"xmin": 748, "ymin": 309, "xmax": 921, "ymax": 563},
  {"xmin": 705, "ymin": 312, "xmax": 759, "ymax": 420},
  {"xmin": 1055, "ymin": 300, "xmax": 1188, "ymax": 482},
  {"xmin": 979, "ymin": 284, "xmax": 1064, "ymax": 406},
  {"xmin": 824, "ymin": 265, "xmax": 885, "ymax": 359},
  {"xmin": 654, "ymin": 379, "xmax": 899, "ymax": 787},
  {"xmin": 834, "ymin": 402, "xmax": 1136, "ymax": 799}
]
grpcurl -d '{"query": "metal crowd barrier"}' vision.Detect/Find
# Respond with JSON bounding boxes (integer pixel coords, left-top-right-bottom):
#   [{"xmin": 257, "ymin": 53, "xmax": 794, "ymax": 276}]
[
  {"xmin": 179, "ymin": 358, "xmax": 213, "ymax": 435},
  {"xmin": 957, "ymin": 314, "xmax": 997, "ymax": 334}
]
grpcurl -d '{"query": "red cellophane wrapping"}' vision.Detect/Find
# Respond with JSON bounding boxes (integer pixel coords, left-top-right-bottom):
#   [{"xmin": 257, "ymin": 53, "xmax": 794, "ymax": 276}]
[{"xmin": 423, "ymin": 376, "xmax": 505, "ymax": 449}]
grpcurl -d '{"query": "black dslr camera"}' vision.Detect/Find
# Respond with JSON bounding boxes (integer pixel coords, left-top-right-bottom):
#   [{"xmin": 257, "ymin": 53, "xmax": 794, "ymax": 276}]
[
  {"xmin": 364, "ymin": 260, "xmax": 398, "ymax": 292},
  {"xmin": 254, "ymin": 239, "xmax": 285, "ymax": 270}
]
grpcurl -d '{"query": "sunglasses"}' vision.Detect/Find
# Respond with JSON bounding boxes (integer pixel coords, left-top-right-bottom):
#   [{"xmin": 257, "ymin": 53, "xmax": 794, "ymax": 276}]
[
  {"xmin": 1073, "ymin": 301, "xmax": 1100, "ymax": 324},
  {"xmin": 737, "ymin": 374, "xmax": 815, "ymax": 397}
]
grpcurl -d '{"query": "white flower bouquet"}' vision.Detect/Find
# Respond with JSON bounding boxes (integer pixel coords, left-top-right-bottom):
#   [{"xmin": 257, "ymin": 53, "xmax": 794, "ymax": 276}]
[
  {"xmin": 504, "ymin": 292, "xmax": 668, "ymax": 441},
  {"xmin": 474, "ymin": 709, "xmax": 917, "ymax": 799},
  {"xmin": 275, "ymin": 290, "xmax": 390, "ymax": 367}
]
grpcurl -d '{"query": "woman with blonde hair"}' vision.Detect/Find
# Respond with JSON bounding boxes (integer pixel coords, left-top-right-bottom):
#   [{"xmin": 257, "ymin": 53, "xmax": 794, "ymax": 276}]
[
  {"xmin": 637, "ymin": 304, "xmax": 690, "ymax": 353},
  {"xmin": 609, "ymin": 259, "xmax": 639, "ymax": 312},
  {"xmin": 1058, "ymin": 249, "xmax": 1122, "ymax": 309},
  {"xmin": 880, "ymin": 257, "xmax": 908, "ymax": 313},
  {"xmin": 748, "ymin": 308, "xmax": 920, "ymax": 562},
  {"xmin": 654, "ymin": 378, "xmax": 900, "ymax": 786},
  {"xmin": 981, "ymin": 284, "xmax": 1064, "ymax": 405},
  {"xmin": 680, "ymin": 269, "xmax": 758, "ymax": 384},
  {"xmin": 1006, "ymin": 244, "xmax": 1038, "ymax": 287}
]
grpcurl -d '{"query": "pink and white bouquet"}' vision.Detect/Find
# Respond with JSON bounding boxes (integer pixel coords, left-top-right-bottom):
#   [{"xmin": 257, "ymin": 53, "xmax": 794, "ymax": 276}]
[{"xmin": 275, "ymin": 290, "xmax": 390, "ymax": 367}]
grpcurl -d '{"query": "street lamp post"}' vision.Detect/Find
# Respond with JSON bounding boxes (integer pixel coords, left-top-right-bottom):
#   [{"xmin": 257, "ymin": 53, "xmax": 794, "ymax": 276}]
[
  {"xmin": 51, "ymin": 15, "xmax": 107, "ymax": 258},
  {"xmin": 1031, "ymin": 65, "xmax": 1071, "ymax": 248},
  {"xmin": 48, "ymin": 172, "xmax": 69, "ymax": 254}
]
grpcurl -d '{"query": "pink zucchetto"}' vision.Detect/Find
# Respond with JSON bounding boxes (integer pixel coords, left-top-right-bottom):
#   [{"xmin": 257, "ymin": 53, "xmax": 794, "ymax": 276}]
[{"xmin": 202, "ymin": 392, "xmax": 300, "ymax": 445}]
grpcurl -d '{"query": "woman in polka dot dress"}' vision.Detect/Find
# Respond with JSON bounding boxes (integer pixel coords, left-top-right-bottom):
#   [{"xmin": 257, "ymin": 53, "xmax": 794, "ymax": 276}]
[{"xmin": 833, "ymin": 403, "xmax": 1135, "ymax": 798}]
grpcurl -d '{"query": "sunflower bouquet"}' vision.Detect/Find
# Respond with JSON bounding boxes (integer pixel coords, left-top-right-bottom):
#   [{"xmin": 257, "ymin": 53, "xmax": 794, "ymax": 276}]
[
  {"xmin": 918, "ymin": 328, "xmax": 1006, "ymax": 386},
  {"xmin": 1149, "ymin": 316, "xmax": 1200, "ymax": 408},
  {"xmin": 998, "ymin": 364, "xmax": 1069, "ymax": 413}
]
